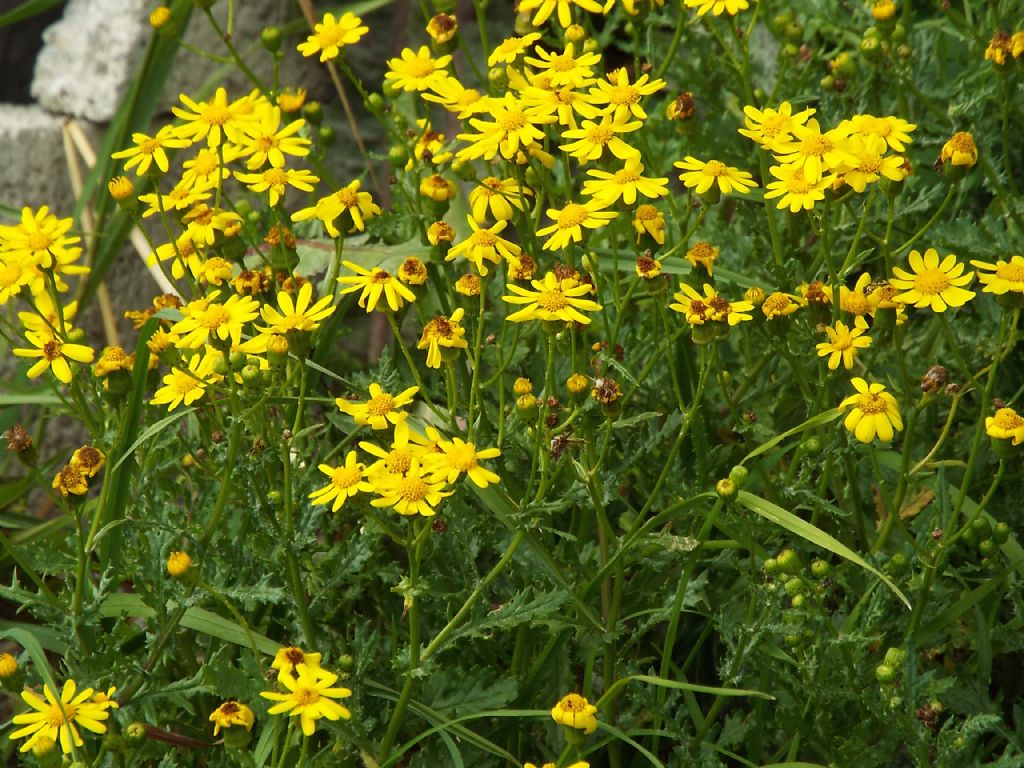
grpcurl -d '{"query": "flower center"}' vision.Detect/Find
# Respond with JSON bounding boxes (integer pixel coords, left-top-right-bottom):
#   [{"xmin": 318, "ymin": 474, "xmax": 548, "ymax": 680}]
[
  {"xmin": 950, "ymin": 133, "xmax": 974, "ymax": 151},
  {"xmin": 550, "ymin": 53, "xmax": 575, "ymax": 72},
  {"xmin": 140, "ymin": 138, "xmax": 160, "ymax": 155},
  {"xmin": 763, "ymin": 294, "xmax": 789, "ymax": 314},
  {"xmin": 43, "ymin": 340, "xmax": 62, "ymax": 361},
  {"xmin": 842, "ymin": 291, "xmax": 871, "ymax": 315},
  {"xmin": 333, "ymin": 466, "xmax": 362, "ymax": 488},
  {"xmin": 499, "ymin": 109, "xmax": 527, "ymax": 132},
  {"xmin": 170, "ymin": 370, "xmax": 203, "ymax": 395},
  {"xmin": 406, "ymin": 56, "xmax": 438, "ymax": 78},
  {"xmin": 708, "ymin": 296, "xmax": 731, "ymax": 315},
  {"xmin": 786, "ymin": 172, "xmax": 813, "ymax": 194},
  {"xmin": 293, "ymin": 687, "xmax": 319, "ymax": 707},
  {"xmin": 399, "ymin": 476, "xmax": 429, "ymax": 502},
  {"xmin": 264, "ymin": 168, "xmax": 288, "ymax": 186},
  {"xmin": 857, "ymin": 392, "xmax": 887, "ymax": 415},
  {"xmin": 760, "ymin": 115, "xmax": 787, "ymax": 138},
  {"xmin": 427, "ymin": 317, "xmax": 453, "ymax": 339},
  {"xmin": 537, "ymin": 289, "xmax": 568, "ymax": 312},
  {"xmin": 993, "ymin": 408, "xmax": 1024, "ymax": 430},
  {"xmin": 201, "ymin": 103, "xmax": 230, "ymax": 126},
  {"xmin": 366, "ymin": 394, "xmax": 395, "ymax": 417},
  {"xmin": 254, "ymin": 135, "xmax": 277, "ymax": 152},
  {"xmin": 587, "ymin": 126, "xmax": 614, "ymax": 146},
  {"xmin": 609, "ymin": 85, "xmax": 639, "ymax": 105},
  {"xmin": 371, "ymin": 270, "xmax": 392, "ymax": 284},
  {"xmin": 221, "ymin": 701, "xmax": 240, "ymax": 716},
  {"xmin": 831, "ymin": 330, "xmax": 853, "ymax": 350},
  {"xmin": 913, "ymin": 268, "xmax": 951, "ymax": 296},
  {"xmin": 635, "ymin": 204, "xmax": 657, "ymax": 222},
  {"xmin": 447, "ymin": 444, "xmax": 478, "ymax": 471},
  {"xmin": 801, "ymin": 134, "xmax": 832, "ymax": 158},
  {"xmin": 614, "ymin": 168, "xmax": 640, "ymax": 184},
  {"xmin": 561, "ymin": 694, "xmax": 586, "ymax": 712},
  {"xmin": 473, "ymin": 230, "xmax": 497, "ymax": 247},
  {"xmin": 385, "ymin": 449, "xmax": 412, "ymax": 474},
  {"xmin": 336, "ymin": 188, "xmax": 359, "ymax": 207},
  {"xmin": 996, "ymin": 262, "xmax": 1024, "ymax": 283},
  {"xmin": 27, "ymin": 232, "xmax": 53, "ymax": 252},
  {"xmin": 198, "ymin": 305, "xmax": 231, "ymax": 329},
  {"xmin": 857, "ymin": 156, "xmax": 881, "ymax": 174},
  {"xmin": 285, "ymin": 648, "xmax": 305, "ymax": 665},
  {"xmin": 558, "ymin": 204, "xmax": 589, "ymax": 228},
  {"xmin": 704, "ymin": 160, "xmax": 727, "ymax": 177}
]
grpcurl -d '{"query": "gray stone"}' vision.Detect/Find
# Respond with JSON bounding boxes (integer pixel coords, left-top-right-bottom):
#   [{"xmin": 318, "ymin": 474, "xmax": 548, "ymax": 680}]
[
  {"xmin": 0, "ymin": 104, "xmax": 75, "ymax": 213},
  {"xmin": 31, "ymin": 0, "xmax": 149, "ymax": 122}
]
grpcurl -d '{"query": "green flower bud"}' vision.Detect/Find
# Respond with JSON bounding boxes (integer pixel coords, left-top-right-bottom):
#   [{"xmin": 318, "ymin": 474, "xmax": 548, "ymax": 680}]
[
  {"xmin": 971, "ymin": 518, "xmax": 992, "ymax": 539},
  {"xmin": 260, "ymin": 26, "xmax": 282, "ymax": 52},
  {"xmin": 777, "ymin": 548, "xmax": 802, "ymax": 575},
  {"xmin": 978, "ymin": 538, "xmax": 998, "ymax": 557},
  {"xmin": 883, "ymin": 647, "xmax": 906, "ymax": 668},
  {"xmin": 888, "ymin": 553, "xmax": 908, "ymax": 574},
  {"xmin": 784, "ymin": 633, "xmax": 804, "ymax": 647},
  {"xmin": 318, "ymin": 126, "xmax": 335, "ymax": 147},
  {"xmin": 810, "ymin": 559, "xmax": 830, "ymax": 579},
  {"xmin": 992, "ymin": 522, "xmax": 1010, "ymax": 544},
  {"xmin": 728, "ymin": 465, "xmax": 749, "ymax": 488},
  {"xmin": 784, "ymin": 21, "xmax": 804, "ymax": 42},
  {"xmin": 716, "ymin": 478, "xmax": 737, "ymax": 501},
  {"xmin": 763, "ymin": 557, "xmax": 780, "ymax": 576},
  {"xmin": 302, "ymin": 101, "xmax": 323, "ymax": 126},
  {"xmin": 875, "ymin": 663, "xmax": 897, "ymax": 683},
  {"xmin": 790, "ymin": 593, "xmax": 806, "ymax": 609},
  {"xmin": 783, "ymin": 576, "xmax": 806, "ymax": 596}
]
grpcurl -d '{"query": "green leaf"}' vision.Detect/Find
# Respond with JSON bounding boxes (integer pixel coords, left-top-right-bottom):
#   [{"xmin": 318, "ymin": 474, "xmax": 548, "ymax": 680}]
[
  {"xmin": 109, "ymin": 407, "xmax": 195, "ymax": 474},
  {"xmin": 737, "ymin": 491, "xmax": 911, "ymax": 609},
  {"xmin": 0, "ymin": 0, "xmax": 63, "ymax": 27},
  {"xmin": 447, "ymin": 589, "xmax": 569, "ymax": 644},
  {"xmin": 739, "ymin": 409, "xmax": 843, "ymax": 465},
  {"xmin": 0, "ymin": 627, "xmax": 62, "ymax": 695},
  {"xmin": 0, "ymin": 620, "xmax": 66, "ymax": 654}
]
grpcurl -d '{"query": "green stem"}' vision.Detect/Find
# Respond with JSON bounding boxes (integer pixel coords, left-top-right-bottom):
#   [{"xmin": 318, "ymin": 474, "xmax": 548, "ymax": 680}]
[{"xmin": 893, "ymin": 183, "xmax": 955, "ymax": 257}]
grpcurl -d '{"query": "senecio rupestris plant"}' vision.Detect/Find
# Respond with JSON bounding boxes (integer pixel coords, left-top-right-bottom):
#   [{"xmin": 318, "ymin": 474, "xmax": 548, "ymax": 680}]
[{"xmin": 1, "ymin": 0, "xmax": 1024, "ymax": 765}]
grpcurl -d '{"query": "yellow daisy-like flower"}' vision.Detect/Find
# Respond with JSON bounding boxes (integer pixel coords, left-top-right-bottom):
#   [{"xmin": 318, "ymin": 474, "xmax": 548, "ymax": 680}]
[
  {"xmin": 297, "ymin": 12, "xmax": 368, "ymax": 62},
  {"xmin": 260, "ymin": 663, "xmax": 351, "ymax": 737},
  {"xmin": 445, "ymin": 217, "xmax": 522, "ymax": 275},
  {"xmin": 359, "ymin": 421, "xmax": 430, "ymax": 479},
  {"xmin": 839, "ymin": 134, "xmax": 906, "ymax": 193},
  {"xmin": 425, "ymin": 436, "xmax": 501, "ymax": 487},
  {"xmin": 10, "ymin": 679, "xmax": 117, "ymax": 754},
  {"xmin": 635, "ymin": 254, "xmax": 662, "ymax": 279},
  {"xmin": 259, "ymin": 282, "xmax": 335, "ymax": 334},
  {"xmin": 150, "ymin": 353, "xmax": 219, "ymax": 411},
  {"xmin": 969, "ymin": 255, "xmax": 1024, "ymax": 295},
  {"xmin": 110, "ymin": 124, "xmax": 191, "ymax": 176},
  {"xmin": 674, "ymin": 156, "xmax": 757, "ymax": 196},
  {"xmin": 502, "ymin": 271, "xmax": 603, "ymax": 325},
  {"xmin": 669, "ymin": 283, "xmax": 753, "ymax": 326},
  {"xmin": 686, "ymin": 241, "xmax": 719, "ymax": 276},
  {"xmin": 816, "ymin": 320, "xmax": 872, "ymax": 370},
  {"xmin": 551, "ymin": 693, "xmax": 598, "ymax": 734},
  {"xmin": 209, "ymin": 700, "xmax": 255, "ymax": 737},
  {"xmin": 738, "ymin": 101, "xmax": 816, "ymax": 150},
  {"xmin": 309, "ymin": 451, "xmax": 373, "ymax": 512},
  {"xmin": 524, "ymin": 42, "xmax": 602, "ymax": 88},
  {"xmin": 764, "ymin": 164, "xmax": 834, "ymax": 212},
  {"xmin": 337, "ymin": 261, "xmax": 416, "ymax": 313},
  {"xmin": 13, "ymin": 331, "xmax": 94, "ymax": 384},
  {"xmin": 170, "ymin": 87, "xmax": 250, "ymax": 148},
  {"xmin": 939, "ymin": 131, "xmax": 977, "ymax": 168},
  {"xmin": 336, "ymin": 383, "xmax": 419, "ymax": 430},
  {"xmin": 536, "ymin": 200, "xmax": 617, "ymax": 251},
  {"xmin": 559, "ymin": 112, "xmax": 642, "ymax": 163},
  {"xmin": 455, "ymin": 274, "xmax": 481, "ymax": 296},
  {"xmin": 890, "ymin": 248, "xmax": 976, "ymax": 312},
  {"xmin": 632, "ymin": 204, "xmax": 665, "ymax": 245},
  {"xmin": 52, "ymin": 463, "xmax": 88, "ymax": 496},
  {"xmin": 469, "ymin": 177, "xmax": 532, "ymax": 223},
  {"xmin": 488, "ymin": 33, "xmax": 541, "ymax": 66},
  {"xmin": 986, "ymin": 407, "xmax": 1024, "ymax": 445},
  {"xmin": 292, "ymin": 180, "xmax": 381, "ymax": 237},
  {"xmin": 0, "ymin": 205, "xmax": 82, "ymax": 271},
  {"xmin": 385, "ymin": 46, "xmax": 451, "ymax": 92},
  {"xmin": 398, "ymin": 257, "xmax": 428, "ymax": 286},
  {"xmin": 843, "ymin": 114, "xmax": 916, "ymax": 152},
  {"xmin": 582, "ymin": 157, "xmax": 669, "ymax": 205},
  {"xmin": 772, "ymin": 119, "xmax": 856, "ymax": 182},
  {"xmin": 422, "ymin": 76, "xmax": 489, "ymax": 119},
  {"xmin": 456, "ymin": 93, "xmax": 554, "ymax": 162},
  {"xmin": 587, "ymin": 67, "xmax": 666, "ymax": 121},
  {"xmin": 370, "ymin": 459, "xmax": 453, "ymax": 517},
  {"xmin": 182, "ymin": 204, "xmax": 243, "ymax": 246},
  {"xmin": 760, "ymin": 291, "xmax": 803, "ymax": 319},
  {"xmin": 234, "ymin": 166, "xmax": 319, "ymax": 207},
  {"xmin": 172, "ymin": 294, "xmax": 260, "ymax": 349},
  {"xmin": 271, "ymin": 647, "xmax": 322, "ymax": 677},
  {"xmin": 839, "ymin": 378, "xmax": 903, "ymax": 444},
  {"xmin": 70, "ymin": 445, "xmax": 105, "ymax": 478},
  {"xmin": 234, "ymin": 106, "xmax": 311, "ymax": 170},
  {"xmin": 417, "ymin": 308, "xmax": 469, "ymax": 368}
]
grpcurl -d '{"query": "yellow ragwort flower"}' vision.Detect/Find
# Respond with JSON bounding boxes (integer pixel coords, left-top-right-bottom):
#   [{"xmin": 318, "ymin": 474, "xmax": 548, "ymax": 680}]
[
  {"xmin": 309, "ymin": 451, "xmax": 373, "ymax": 512},
  {"xmin": 816, "ymin": 320, "xmax": 872, "ymax": 370},
  {"xmin": 297, "ymin": 12, "xmax": 368, "ymax": 62},
  {"xmin": 503, "ymin": 271, "xmax": 603, "ymax": 325},
  {"xmin": 10, "ymin": 679, "xmax": 117, "ymax": 754},
  {"xmin": 890, "ymin": 248, "xmax": 975, "ymax": 312},
  {"xmin": 839, "ymin": 378, "xmax": 902, "ymax": 443},
  {"xmin": 261, "ymin": 663, "xmax": 351, "ymax": 736},
  {"xmin": 336, "ymin": 383, "xmax": 418, "ymax": 430},
  {"xmin": 209, "ymin": 700, "xmax": 255, "ymax": 736},
  {"xmin": 551, "ymin": 693, "xmax": 598, "ymax": 734},
  {"xmin": 337, "ymin": 261, "xmax": 416, "ymax": 313},
  {"xmin": 986, "ymin": 407, "xmax": 1024, "ymax": 445}
]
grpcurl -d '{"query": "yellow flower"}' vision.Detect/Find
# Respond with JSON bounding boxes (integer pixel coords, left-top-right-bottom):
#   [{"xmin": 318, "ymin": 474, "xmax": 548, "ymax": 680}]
[
  {"xmin": 488, "ymin": 33, "xmax": 541, "ymax": 66},
  {"xmin": 385, "ymin": 46, "xmax": 451, "ymax": 92},
  {"xmin": 684, "ymin": 0, "xmax": 749, "ymax": 14},
  {"xmin": 675, "ymin": 156, "xmax": 757, "ymax": 196},
  {"xmin": 772, "ymin": 119, "xmax": 856, "ymax": 182},
  {"xmin": 13, "ymin": 330, "xmax": 94, "ymax": 385},
  {"xmin": 271, "ymin": 647, "xmax": 322, "ymax": 677},
  {"xmin": 172, "ymin": 294, "xmax": 260, "ymax": 349},
  {"xmin": 839, "ymin": 135, "xmax": 906, "ymax": 193},
  {"xmin": 398, "ymin": 257, "xmax": 428, "ymax": 286},
  {"xmin": 337, "ymin": 383, "xmax": 419, "ymax": 430},
  {"xmin": 0, "ymin": 652, "xmax": 18, "ymax": 678},
  {"xmin": 503, "ymin": 271, "xmax": 602, "ymax": 325},
  {"xmin": 816, "ymin": 320, "xmax": 872, "ymax": 370},
  {"xmin": 166, "ymin": 551, "xmax": 192, "ymax": 576},
  {"xmin": 0, "ymin": 260, "xmax": 32, "ymax": 304},
  {"xmin": 761, "ymin": 291, "xmax": 803, "ymax": 319},
  {"xmin": 111, "ymin": 125, "xmax": 190, "ymax": 176},
  {"xmin": 337, "ymin": 261, "xmax": 416, "ymax": 313},
  {"xmin": 536, "ymin": 199, "xmax": 617, "ymax": 251},
  {"xmin": 738, "ymin": 101, "xmax": 816, "ymax": 150},
  {"xmin": 70, "ymin": 445, "xmax": 105, "ymax": 478},
  {"xmin": 969, "ymin": 255, "xmax": 1024, "ymax": 295},
  {"xmin": 259, "ymin": 282, "xmax": 335, "ymax": 333},
  {"xmin": 370, "ymin": 459, "xmax": 453, "ymax": 516},
  {"xmin": 309, "ymin": 451, "xmax": 373, "ymax": 512},
  {"xmin": 150, "ymin": 353, "xmax": 219, "ymax": 411},
  {"xmin": 839, "ymin": 378, "xmax": 903, "ymax": 443},
  {"xmin": 0, "ymin": 205, "xmax": 81, "ymax": 271},
  {"xmin": 939, "ymin": 131, "xmax": 978, "ymax": 167},
  {"xmin": 182, "ymin": 204, "xmax": 243, "ymax": 246},
  {"xmin": 10, "ymin": 679, "xmax": 117, "ymax": 754},
  {"xmin": 986, "ymin": 407, "xmax": 1024, "ymax": 445},
  {"xmin": 52, "ymin": 463, "xmax": 88, "ymax": 496},
  {"xmin": 635, "ymin": 254, "xmax": 662, "ymax": 279},
  {"xmin": 455, "ymin": 274, "xmax": 481, "ymax": 296},
  {"xmin": 686, "ymin": 241, "xmax": 719, "ymax": 276},
  {"xmin": 632, "ymin": 204, "xmax": 665, "ymax": 245},
  {"xmin": 469, "ymin": 177, "xmax": 532, "ymax": 223},
  {"xmin": 420, "ymin": 174, "xmax": 457, "ymax": 202},
  {"xmin": 871, "ymin": 0, "xmax": 896, "ymax": 20},
  {"xmin": 669, "ymin": 283, "xmax": 753, "ymax": 326},
  {"xmin": 209, "ymin": 700, "xmax": 255, "ymax": 736},
  {"xmin": 583, "ymin": 156, "xmax": 669, "ymax": 205},
  {"xmin": 456, "ymin": 93, "xmax": 554, "ymax": 161},
  {"xmin": 171, "ymin": 87, "xmax": 252, "ymax": 148},
  {"xmin": 426, "ymin": 13, "xmax": 458, "ymax": 44},
  {"xmin": 446, "ymin": 217, "xmax": 522, "ymax": 275},
  {"xmin": 297, "ymin": 12, "xmax": 368, "ymax": 62},
  {"xmin": 764, "ymin": 164, "xmax": 834, "ymax": 212},
  {"xmin": 292, "ymin": 180, "xmax": 381, "ymax": 237},
  {"xmin": 518, "ymin": 0, "xmax": 607, "ymax": 28},
  {"xmin": 559, "ymin": 112, "xmax": 642, "ymax": 163},
  {"xmin": 234, "ymin": 106, "xmax": 310, "ymax": 169},
  {"xmin": 551, "ymin": 693, "xmax": 598, "ymax": 734},
  {"xmin": 423, "ymin": 76, "xmax": 488, "ymax": 119},
  {"xmin": 587, "ymin": 67, "xmax": 666, "ymax": 121},
  {"xmin": 261, "ymin": 663, "xmax": 351, "ymax": 737},
  {"xmin": 843, "ymin": 114, "xmax": 916, "ymax": 152},
  {"xmin": 425, "ymin": 436, "xmax": 501, "ymax": 487},
  {"xmin": 838, "ymin": 272, "xmax": 874, "ymax": 319},
  {"xmin": 418, "ymin": 308, "xmax": 468, "ymax": 368},
  {"xmin": 890, "ymin": 248, "xmax": 976, "ymax": 312},
  {"xmin": 277, "ymin": 87, "xmax": 307, "ymax": 113},
  {"xmin": 234, "ymin": 166, "xmax": 319, "ymax": 207}
]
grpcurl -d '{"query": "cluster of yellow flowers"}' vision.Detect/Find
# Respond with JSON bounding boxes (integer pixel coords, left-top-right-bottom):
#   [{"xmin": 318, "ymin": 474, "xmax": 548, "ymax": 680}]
[
  {"xmin": 260, "ymin": 646, "xmax": 350, "ymax": 737},
  {"xmin": 984, "ymin": 29, "xmax": 1024, "ymax": 66},
  {"xmin": 312, "ymin": 384, "xmax": 500, "ymax": 517},
  {"xmin": 9, "ymin": 679, "xmax": 118, "ymax": 755}
]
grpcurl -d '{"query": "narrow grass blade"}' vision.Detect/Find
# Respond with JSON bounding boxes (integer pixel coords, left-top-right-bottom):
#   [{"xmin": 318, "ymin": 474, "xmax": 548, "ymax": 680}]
[{"xmin": 0, "ymin": 0, "xmax": 62, "ymax": 27}]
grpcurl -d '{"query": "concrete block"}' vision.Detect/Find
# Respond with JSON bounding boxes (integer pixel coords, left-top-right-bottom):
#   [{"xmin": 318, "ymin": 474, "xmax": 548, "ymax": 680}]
[{"xmin": 0, "ymin": 105, "xmax": 74, "ymax": 213}]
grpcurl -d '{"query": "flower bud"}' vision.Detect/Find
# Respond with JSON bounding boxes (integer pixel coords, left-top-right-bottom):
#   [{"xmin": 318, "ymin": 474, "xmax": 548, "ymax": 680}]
[
  {"xmin": 875, "ymin": 663, "xmax": 897, "ymax": 683},
  {"xmin": 167, "ymin": 550, "xmax": 192, "ymax": 577},
  {"xmin": 715, "ymin": 478, "xmax": 737, "ymax": 501},
  {"xmin": 260, "ymin": 26, "xmax": 282, "ymax": 52},
  {"xmin": 513, "ymin": 377, "xmax": 533, "ymax": 396}
]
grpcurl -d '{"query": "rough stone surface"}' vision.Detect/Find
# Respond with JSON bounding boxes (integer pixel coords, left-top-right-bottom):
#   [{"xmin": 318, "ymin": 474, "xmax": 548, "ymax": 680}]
[
  {"xmin": 31, "ymin": 0, "xmax": 149, "ymax": 122},
  {"xmin": 0, "ymin": 105, "xmax": 75, "ymax": 212}
]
